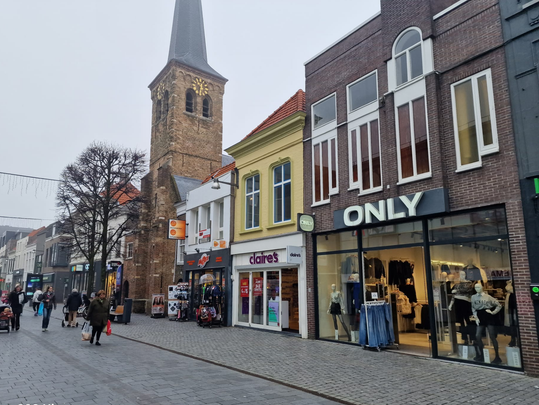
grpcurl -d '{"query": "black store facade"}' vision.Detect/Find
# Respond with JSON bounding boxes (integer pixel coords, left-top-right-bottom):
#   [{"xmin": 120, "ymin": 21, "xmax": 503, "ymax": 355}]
[
  {"xmin": 183, "ymin": 249, "xmax": 231, "ymax": 326},
  {"xmin": 314, "ymin": 188, "xmax": 523, "ymax": 370}
]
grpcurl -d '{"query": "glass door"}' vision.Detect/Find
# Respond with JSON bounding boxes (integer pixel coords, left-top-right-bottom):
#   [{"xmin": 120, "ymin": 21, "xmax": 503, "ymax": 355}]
[{"xmin": 237, "ymin": 270, "xmax": 281, "ymax": 330}]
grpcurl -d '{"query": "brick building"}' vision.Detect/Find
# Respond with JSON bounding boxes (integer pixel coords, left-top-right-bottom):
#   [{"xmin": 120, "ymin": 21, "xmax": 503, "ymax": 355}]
[
  {"xmin": 303, "ymin": 0, "xmax": 538, "ymax": 375},
  {"xmin": 126, "ymin": 0, "xmax": 228, "ymax": 313}
]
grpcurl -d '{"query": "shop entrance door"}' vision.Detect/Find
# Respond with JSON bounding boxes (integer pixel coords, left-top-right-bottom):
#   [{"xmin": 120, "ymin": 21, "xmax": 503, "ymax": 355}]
[
  {"xmin": 363, "ymin": 246, "xmax": 431, "ymax": 356},
  {"xmin": 189, "ymin": 269, "xmax": 222, "ymax": 320},
  {"xmin": 237, "ymin": 270, "xmax": 282, "ymax": 330}
]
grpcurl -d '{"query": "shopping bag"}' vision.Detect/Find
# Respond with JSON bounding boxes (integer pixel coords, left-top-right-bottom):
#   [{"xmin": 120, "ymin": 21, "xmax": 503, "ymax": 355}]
[
  {"xmin": 81, "ymin": 322, "xmax": 92, "ymax": 341},
  {"xmin": 106, "ymin": 320, "xmax": 112, "ymax": 336},
  {"xmin": 38, "ymin": 302, "xmax": 44, "ymax": 316}
]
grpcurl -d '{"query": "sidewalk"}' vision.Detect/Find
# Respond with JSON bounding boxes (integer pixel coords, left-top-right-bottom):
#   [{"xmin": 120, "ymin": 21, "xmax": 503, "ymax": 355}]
[{"xmin": 95, "ymin": 312, "xmax": 539, "ymax": 405}]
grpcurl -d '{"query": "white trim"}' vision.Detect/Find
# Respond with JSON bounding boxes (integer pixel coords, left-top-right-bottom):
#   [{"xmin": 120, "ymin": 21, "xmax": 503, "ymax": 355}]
[
  {"xmin": 396, "ymin": 172, "xmax": 432, "ymax": 186},
  {"xmin": 304, "ymin": 12, "xmax": 381, "ymax": 65},
  {"xmin": 273, "ymin": 162, "xmax": 292, "ymax": 224},
  {"xmin": 312, "ymin": 93, "xmax": 337, "ymax": 137},
  {"xmin": 433, "ymin": 0, "xmax": 470, "ymax": 20},
  {"xmin": 451, "ymin": 68, "xmax": 499, "ymax": 171},
  {"xmin": 312, "ymin": 130, "xmax": 339, "ymax": 205},
  {"xmin": 523, "ymin": 0, "xmax": 539, "ymax": 9},
  {"xmin": 245, "ymin": 174, "xmax": 260, "ymax": 230},
  {"xmin": 347, "ymin": 70, "xmax": 379, "ymax": 122}
]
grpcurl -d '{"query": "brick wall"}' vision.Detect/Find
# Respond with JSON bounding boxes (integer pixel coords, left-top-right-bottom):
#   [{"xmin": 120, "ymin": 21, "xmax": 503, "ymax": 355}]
[{"xmin": 303, "ymin": 0, "xmax": 539, "ymax": 375}]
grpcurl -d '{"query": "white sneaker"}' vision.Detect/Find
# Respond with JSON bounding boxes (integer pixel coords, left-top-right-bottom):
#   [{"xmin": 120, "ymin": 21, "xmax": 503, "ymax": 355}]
[{"xmin": 42, "ymin": 329, "xmax": 46, "ymax": 332}]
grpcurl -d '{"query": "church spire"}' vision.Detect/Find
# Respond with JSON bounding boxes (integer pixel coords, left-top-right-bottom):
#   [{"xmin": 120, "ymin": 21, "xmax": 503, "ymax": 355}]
[{"xmin": 168, "ymin": 0, "xmax": 226, "ymax": 81}]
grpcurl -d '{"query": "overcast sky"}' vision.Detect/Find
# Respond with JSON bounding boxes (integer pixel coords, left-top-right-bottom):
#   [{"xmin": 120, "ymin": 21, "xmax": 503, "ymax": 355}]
[{"xmin": 0, "ymin": 0, "xmax": 381, "ymax": 229}]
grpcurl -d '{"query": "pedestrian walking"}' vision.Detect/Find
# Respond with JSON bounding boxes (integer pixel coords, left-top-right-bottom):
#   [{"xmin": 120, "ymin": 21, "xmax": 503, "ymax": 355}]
[
  {"xmin": 66, "ymin": 288, "xmax": 83, "ymax": 327},
  {"xmin": 86, "ymin": 290, "xmax": 109, "ymax": 346},
  {"xmin": 41, "ymin": 286, "xmax": 57, "ymax": 332},
  {"xmin": 33, "ymin": 287, "xmax": 43, "ymax": 316},
  {"xmin": 8, "ymin": 284, "xmax": 27, "ymax": 331}
]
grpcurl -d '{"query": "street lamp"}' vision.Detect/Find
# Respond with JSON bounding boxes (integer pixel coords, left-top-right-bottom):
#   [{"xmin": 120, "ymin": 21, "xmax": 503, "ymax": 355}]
[{"xmin": 211, "ymin": 168, "xmax": 239, "ymax": 190}]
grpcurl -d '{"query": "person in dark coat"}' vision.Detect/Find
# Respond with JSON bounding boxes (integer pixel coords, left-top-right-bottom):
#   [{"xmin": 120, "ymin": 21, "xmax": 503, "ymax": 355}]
[
  {"xmin": 86, "ymin": 290, "xmax": 109, "ymax": 346},
  {"xmin": 8, "ymin": 284, "xmax": 26, "ymax": 331},
  {"xmin": 66, "ymin": 288, "xmax": 83, "ymax": 328},
  {"xmin": 41, "ymin": 286, "xmax": 57, "ymax": 332}
]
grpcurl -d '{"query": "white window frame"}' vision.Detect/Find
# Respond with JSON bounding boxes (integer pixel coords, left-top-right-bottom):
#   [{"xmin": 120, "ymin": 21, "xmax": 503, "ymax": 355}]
[
  {"xmin": 451, "ymin": 68, "xmax": 499, "ymax": 172},
  {"xmin": 177, "ymin": 239, "xmax": 185, "ymax": 265},
  {"xmin": 245, "ymin": 174, "xmax": 260, "ymax": 230},
  {"xmin": 126, "ymin": 242, "xmax": 133, "ymax": 259},
  {"xmin": 311, "ymin": 93, "xmax": 337, "ymax": 137},
  {"xmin": 273, "ymin": 162, "xmax": 292, "ymax": 224},
  {"xmin": 312, "ymin": 130, "xmax": 339, "ymax": 206},
  {"xmin": 393, "ymin": 28, "xmax": 423, "ymax": 87},
  {"xmin": 218, "ymin": 201, "xmax": 225, "ymax": 240},
  {"xmin": 348, "ymin": 111, "xmax": 383, "ymax": 195},
  {"xmin": 347, "ymin": 71, "xmax": 379, "ymax": 121}
]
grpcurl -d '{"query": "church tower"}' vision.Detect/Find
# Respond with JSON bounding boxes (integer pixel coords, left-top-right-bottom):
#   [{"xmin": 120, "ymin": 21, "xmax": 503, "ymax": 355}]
[
  {"xmin": 128, "ymin": 0, "xmax": 227, "ymax": 312},
  {"xmin": 148, "ymin": 0, "xmax": 227, "ymax": 177}
]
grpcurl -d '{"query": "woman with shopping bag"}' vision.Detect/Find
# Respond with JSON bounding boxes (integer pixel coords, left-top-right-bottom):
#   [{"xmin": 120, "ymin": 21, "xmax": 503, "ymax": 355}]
[{"xmin": 85, "ymin": 290, "xmax": 109, "ymax": 346}]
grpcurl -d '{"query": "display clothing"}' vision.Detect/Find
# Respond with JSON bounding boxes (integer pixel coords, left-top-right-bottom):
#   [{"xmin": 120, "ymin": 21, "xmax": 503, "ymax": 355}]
[
  {"xmin": 330, "ymin": 302, "xmax": 342, "ymax": 315},
  {"xmin": 388, "ymin": 260, "xmax": 413, "ymax": 287},
  {"xmin": 471, "ymin": 293, "xmax": 502, "ymax": 321},
  {"xmin": 451, "ymin": 281, "xmax": 474, "ymax": 299},
  {"xmin": 359, "ymin": 303, "xmax": 395, "ymax": 347},
  {"xmin": 365, "ymin": 257, "xmax": 385, "ymax": 279},
  {"xmin": 342, "ymin": 255, "xmax": 360, "ymax": 274},
  {"xmin": 453, "ymin": 298, "xmax": 473, "ymax": 342},
  {"xmin": 401, "ymin": 283, "xmax": 417, "ymax": 303}
]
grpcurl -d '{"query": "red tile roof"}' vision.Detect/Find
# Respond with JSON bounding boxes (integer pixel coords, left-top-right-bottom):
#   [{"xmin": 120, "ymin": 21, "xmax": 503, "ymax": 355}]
[
  {"xmin": 202, "ymin": 161, "xmax": 236, "ymax": 184},
  {"xmin": 243, "ymin": 89, "xmax": 305, "ymax": 140},
  {"xmin": 27, "ymin": 227, "xmax": 45, "ymax": 239},
  {"xmin": 108, "ymin": 183, "xmax": 140, "ymax": 205}
]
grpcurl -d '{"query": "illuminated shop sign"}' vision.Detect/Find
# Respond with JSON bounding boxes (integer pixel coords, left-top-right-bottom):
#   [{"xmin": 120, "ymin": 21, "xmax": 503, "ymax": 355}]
[{"xmin": 249, "ymin": 252, "xmax": 279, "ymax": 264}]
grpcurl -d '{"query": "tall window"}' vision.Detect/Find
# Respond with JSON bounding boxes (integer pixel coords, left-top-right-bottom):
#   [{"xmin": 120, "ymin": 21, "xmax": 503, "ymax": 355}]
[
  {"xmin": 186, "ymin": 91, "xmax": 194, "ymax": 113},
  {"xmin": 394, "ymin": 29, "xmax": 423, "ymax": 86},
  {"xmin": 397, "ymin": 97, "xmax": 430, "ymax": 180},
  {"xmin": 451, "ymin": 69, "xmax": 498, "ymax": 170},
  {"xmin": 349, "ymin": 117, "xmax": 382, "ymax": 193},
  {"xmin": 313, "ymin": 95, "xmax": 336, "ymax": 129},
  {"xmin": 218, "ymin": 201, "xmax": 224, "ymax": 240},
  {"xmin": 156, "ymin": 99, "xmax": 162, "ymax": 121},
  {"xmin": 273, "ymin": 162, "xmax": 291, "ymax": 223},
  {"xmin": 348, "ymin": 72, "xmax": 378, "ymax": 112},
  {"xmin": 203, "ymin": 98, "xmax": 210, "ymax": 118},
  {"xmin": 163, "ymin": 91, "xmax": 169, "ymax": 116},
  {"xmin": 245, "ymin": 175, "xmax": 260, "ymax": 229},
  {"xmin": 177, "ymin": 239, "xmax": 185, "ymax": 265},
  {"xmin": 126, "ymin": 243, "xmax": 134, "ymax": 259},
  {"xmin": 313, "ymin": 137, "xmax": 338, "ymax": 203}
]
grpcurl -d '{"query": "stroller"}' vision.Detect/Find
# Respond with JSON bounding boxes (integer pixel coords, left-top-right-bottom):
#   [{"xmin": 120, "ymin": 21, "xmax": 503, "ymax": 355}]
[
  {"xmin": 0, "ymin": 304, "xmax": 13, "ymax": 333},
  {"xmin": 61, "ymin": 304, "xmax": 88, "ymax": 328}
]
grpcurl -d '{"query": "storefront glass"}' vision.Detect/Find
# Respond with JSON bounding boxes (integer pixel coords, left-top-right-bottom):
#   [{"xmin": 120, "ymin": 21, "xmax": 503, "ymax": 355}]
[
  {"xmin": 429, "ymin": 210, "xmax": 520, "ymax": 368},
  {"xmin": 317, "ymin": 232, "xmax": 357, "ymax": 253},
  {"xmin": 362, "ymin": 221, "xmax": 423, "ymax": 248}
]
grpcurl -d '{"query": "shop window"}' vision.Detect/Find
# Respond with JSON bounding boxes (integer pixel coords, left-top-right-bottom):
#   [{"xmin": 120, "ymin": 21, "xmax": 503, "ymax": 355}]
[
  {"xmin": 451, "ymin": 69, "xmax": 498, "ymax": 171},
  {"xmin": 312, "ymin": 136, "xmax": 338, "ymax": 204},
  {"xmin": 349, "ymin": 115, "xmax": 382, "ymax": 193},
  {"xmin": 397, "ymin": 96, "xmax": 430, "ymax": 181},
  {"xmin": 273, "ymin": 162, "xmax": 291, "ymax": 223},
  {"xmin": 394, "ymin": 29, "xmax": 423, "ymax": 86},
  {"xmin": 428, "ymin": 208, "xmax": 507, "ymax": 243},
  {"xmin": 362, "ymin": 221, "xmax": 424, "ymax": 249},
  {"xmin": 126, "ymin": 243, "xmax": 133, "ymax": 259},
  {"xmin": 316, "ymin": 231, "xmax": 357, "ymax": 253},
  {"xmin": 348, "ymin": 71, "xmax": 378, "ymax": 113},
  {"xmin": 245, "ymin": 174, "xmax": 260, "ymax": 229},
  {"xmin": 312, "ymin": 94, "xmax": 336, "ymax": 130}
]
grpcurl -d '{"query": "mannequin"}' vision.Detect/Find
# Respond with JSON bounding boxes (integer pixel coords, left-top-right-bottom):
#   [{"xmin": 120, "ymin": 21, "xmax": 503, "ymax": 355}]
[
  {"xmin": 448, "ymin": 271, "xmax": 474, "ymax": 345},
  {"xmin": 471, "ymin": 283, "xmax": 502, "ymax": 364},
  {"xmin": 504, "ymin": 281, "xmax": 518, "ymax": 347},
  {"xmin": 347, "ymin": 272, "xmax": 361, "ymax": 342},
  {"xmin": 327, "ymin": 284, "xmax": 350, "ymax": 341}
]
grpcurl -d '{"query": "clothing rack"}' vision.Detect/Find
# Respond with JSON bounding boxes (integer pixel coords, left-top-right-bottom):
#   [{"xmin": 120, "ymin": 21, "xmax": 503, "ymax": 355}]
[{"xmin": 360, "ymin": 301, "xmax": 398, "ymax": 351}]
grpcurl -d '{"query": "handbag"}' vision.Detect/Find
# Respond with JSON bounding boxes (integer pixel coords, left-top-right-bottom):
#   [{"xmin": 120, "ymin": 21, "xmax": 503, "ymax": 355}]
[
  {"xmin": 106, "ymin": 320, "xmax": 112, "ymax": 336},
  {"xmin": 81, "ymin": 321, "xmax": 92, "ymax": 341},
  {"xmin": 38, "ymin": 302, "xmax": 44, "ymax": 316}
]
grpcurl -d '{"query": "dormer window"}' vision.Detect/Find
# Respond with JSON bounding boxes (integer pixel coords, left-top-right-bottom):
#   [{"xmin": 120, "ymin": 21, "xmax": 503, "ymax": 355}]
[{"xmin": 394, "ymin": 29, "xmax": 423, "ymax": 86}]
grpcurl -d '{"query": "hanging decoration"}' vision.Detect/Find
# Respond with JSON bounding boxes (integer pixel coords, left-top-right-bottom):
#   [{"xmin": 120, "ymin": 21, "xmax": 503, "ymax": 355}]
[{"xmin": 0, "ymin": 171, "xmax": 61, "ymax": 198}]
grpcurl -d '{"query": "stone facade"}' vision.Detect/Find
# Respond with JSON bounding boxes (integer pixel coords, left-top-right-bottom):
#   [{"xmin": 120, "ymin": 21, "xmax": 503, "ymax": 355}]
[{"xmin": 303, "ymin": 0, "xmax": 538, "ymax": 375}]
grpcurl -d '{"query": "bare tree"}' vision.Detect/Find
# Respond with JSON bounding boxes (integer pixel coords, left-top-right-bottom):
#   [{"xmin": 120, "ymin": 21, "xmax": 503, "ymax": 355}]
[{"xmin": 57, "ymin": 142, "xmax": 146, "ymax": 294}]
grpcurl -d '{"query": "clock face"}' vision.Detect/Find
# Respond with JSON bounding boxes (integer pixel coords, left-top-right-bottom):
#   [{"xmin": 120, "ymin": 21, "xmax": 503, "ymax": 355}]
[
  {"xmin": 192, "ymin": 78, "xmax": 208, "ymax": 96},
  {"xmin": 157, "ymin": 82, "xmax": 165, "ymax": 100}
]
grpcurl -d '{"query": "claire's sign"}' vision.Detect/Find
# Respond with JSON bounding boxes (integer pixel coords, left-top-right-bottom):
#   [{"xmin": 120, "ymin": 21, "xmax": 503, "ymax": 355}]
[
  {"xmin": 334, "ymin": 188, "xmax": 448, "ymax": 229},
  {"xmin": 250, "ymin": 252, "xmax": 279, "ymax": 264}
]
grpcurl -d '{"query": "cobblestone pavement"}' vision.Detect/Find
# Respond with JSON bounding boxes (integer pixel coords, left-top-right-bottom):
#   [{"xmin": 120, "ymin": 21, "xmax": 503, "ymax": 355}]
[
  {"xmin": 0, "ymin": 311, "xmax": 338, "ymax": 405},
  {"xmin": 96, "ymin": 312, "xmax": 539, "ymax": 405}
]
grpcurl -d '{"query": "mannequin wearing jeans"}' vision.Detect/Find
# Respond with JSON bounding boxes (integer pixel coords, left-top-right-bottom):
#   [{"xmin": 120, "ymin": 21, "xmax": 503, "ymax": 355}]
[
  {"xmin": 472, "ymin": 283, "xmax": 502, "ymax": 364},
  {"xmin": 327, "ymin": 284, "xmax": 350, "ymax": 341},
  {"xmin": 448, "ymin": 271, "xmax": 474, "ymax": 345}
]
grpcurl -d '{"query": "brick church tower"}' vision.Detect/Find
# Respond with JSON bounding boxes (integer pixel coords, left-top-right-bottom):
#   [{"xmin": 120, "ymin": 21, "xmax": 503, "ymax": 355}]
[{"xmin": 127, "ymin": 0, "xmax": 227, "ymax": 312}]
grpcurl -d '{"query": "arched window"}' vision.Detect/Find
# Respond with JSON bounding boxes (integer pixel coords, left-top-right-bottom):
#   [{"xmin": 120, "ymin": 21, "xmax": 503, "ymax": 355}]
[
  {"xmin": 156, "ymin": 99, "xmax": 162, "ymax": 121},
  {"xmin": 186, "ymin": 91, "xmax": 194, "ymax": 113},
  {"xmin": 163, "ymin": 90, "xmax": 169, "ymax": 116},
  {"xmin": 202, "ymin": 97, "xmax": 211, "ymax": 118},
  {"xmin": 394, "ymin": 28, "xmax": 423, "ymax": 86}
]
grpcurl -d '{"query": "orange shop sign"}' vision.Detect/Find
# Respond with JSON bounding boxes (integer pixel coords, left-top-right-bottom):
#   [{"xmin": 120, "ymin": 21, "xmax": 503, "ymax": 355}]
[{"xmin": 168, "ymin": 219, "xmax": 186, "ymax": 240}]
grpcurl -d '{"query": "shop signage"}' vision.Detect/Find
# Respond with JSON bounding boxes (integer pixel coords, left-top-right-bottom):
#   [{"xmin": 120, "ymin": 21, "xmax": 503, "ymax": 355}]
[
  {"xmin": 199, "ymin": 228, "xmax": 211, "ymax": 238},
  {"xmin": 286, "ymin": 246, "xmax": 303, "ymax": 264},
  {"xmin": 14, "ymin": 270, "xmax": 22, "ymax": 276},
  {"xmin": 71, "ymin": 265, "xmax": 83, "ymax": 272},
  {"xmin": 115, "ymin": 265, "xmax": 122, "ymax": 289},
  {"xmin": 249, "ymin": 252, "xmax": 279, "ymax": 264},
  {"xmin": 42, "ymin": 274, "xmax": 53, "ymax": 283},
  {"xmin": 168, "ymin": 219, "xmax": 186, "ymax": 240},
  {"xmin": 334, "ymin": 188, "xmax": 449, "ymax": 229},
  {"xmin": 151, "ymin": 294, "xmax": 165, "ymax": 315},
  {"xmin": 184, "ymin": 249, "xmax": 230, "ymax": 271},
  {"xmin": 268, "ymin": 302, "xmax": 279, "ymax": 326},
  {"xmin": 297, "ymin": 213, "xmax": 315, "ymax": 232},
  {"xmin": 240, "ymin": 279, "xmax": 249, "ymax": 297},
  {"xmin": 213, "ymin": 239, "xmax": 227, "ymax": 249},
  {"xmin": 198, "ymin": 253, "xmax": 210, "ymax": 268},
  {"xmin": 253, "ymin": 277, "xmax": 263, "ymax": 296}
]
